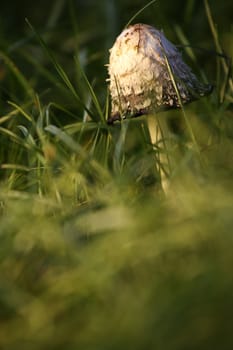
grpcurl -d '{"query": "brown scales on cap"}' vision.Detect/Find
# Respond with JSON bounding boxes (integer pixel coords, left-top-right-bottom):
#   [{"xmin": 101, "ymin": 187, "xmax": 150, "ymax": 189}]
[{"xmin": 107, "ymin": 23, "xmax": 212, "ymax": 124}]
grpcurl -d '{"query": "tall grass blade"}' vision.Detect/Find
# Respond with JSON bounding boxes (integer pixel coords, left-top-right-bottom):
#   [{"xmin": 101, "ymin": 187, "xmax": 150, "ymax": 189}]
[
  {"xmin": 162, "ymin": 49, "xmax": 202, "ymax": 162},
  {"xmin": 45, "ymin": 124, "xmax": 83, "ymax": 153},
  {"xmin": 45, "ymin": 124, "xmax": 111, "ymax": 181},
  {"xmin": 0, "ymin": 51, "xmax": 34, "ymax": 99},
  {"xmin": 8, "ymin": 101, "xmax": 34, "ymax": 123},
  {"xmin": 125, "ymin": 0, "xmax": 157, "ymax": 28},
  {"xmin": 25, "ymin": 19, "xmax": 94, "ymax": 119},
  {"xmin": 74, "ymin": 56, "xmax": 105, "ymax": 122},
  {"xmin": 0, "ymin": 126, "xmax": 30, "ymax": 149},
  {"xmin": 204, "ymin": 0, "xmax": 233, "ymax": 94}
]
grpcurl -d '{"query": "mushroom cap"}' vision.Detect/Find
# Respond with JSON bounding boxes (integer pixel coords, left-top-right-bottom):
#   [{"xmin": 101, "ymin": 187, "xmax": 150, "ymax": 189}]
[{"xmin": 108, "ymin": 23, "xmax": 212, "ymax": 123}]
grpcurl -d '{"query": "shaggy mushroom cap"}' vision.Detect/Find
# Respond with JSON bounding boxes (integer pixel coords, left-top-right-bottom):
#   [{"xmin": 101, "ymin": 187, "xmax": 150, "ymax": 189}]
[{"xmin": 107, "ymin": 23, "xmax": 212, "ymax": 124}]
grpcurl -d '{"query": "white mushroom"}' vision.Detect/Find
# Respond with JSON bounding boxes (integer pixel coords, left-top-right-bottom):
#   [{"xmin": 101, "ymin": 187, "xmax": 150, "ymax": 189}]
[{"xmin": 107, "ymin": 23, "xmax": 212, "ymax": 124}]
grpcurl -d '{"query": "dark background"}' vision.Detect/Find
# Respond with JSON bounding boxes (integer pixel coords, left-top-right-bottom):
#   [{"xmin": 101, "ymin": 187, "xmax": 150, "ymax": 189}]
[
  {"xmin": 1, "ymin": 0, "xmax": 232, "ymax": 70},
  {"xmin": 0, "ymin": 0, "xmax": 232, "ymax": 115}
]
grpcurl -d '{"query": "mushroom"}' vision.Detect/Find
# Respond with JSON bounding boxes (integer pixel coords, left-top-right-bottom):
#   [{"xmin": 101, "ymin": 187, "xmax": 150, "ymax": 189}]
[
  {"xmin": 107, "ymin": 23, "xmax": 212, "ymax": 124},
  {"xmin": 107, "ymin": 23, "xmax": 212, "ymax": 191}
]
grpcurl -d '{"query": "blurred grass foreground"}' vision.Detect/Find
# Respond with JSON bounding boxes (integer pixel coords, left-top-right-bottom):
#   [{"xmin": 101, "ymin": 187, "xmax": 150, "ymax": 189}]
[{"xmin": 0, "ymin": 0, "xmax": 233, "ymax": 349}]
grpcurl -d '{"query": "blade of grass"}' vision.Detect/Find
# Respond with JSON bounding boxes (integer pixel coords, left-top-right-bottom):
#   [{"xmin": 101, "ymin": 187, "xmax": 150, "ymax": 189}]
[
  {"xmin": 25, "ymin": 19, "xmax": 95, "ymax": 119},
  {"xmin": 174, "ymin": 26, "xmax": 196, "ymax": 63},
  {"xmin": 45, "ymin": 124, "xmax": 83, "ymax": 154},
  {"xmin": 165, "ymin": 56, "xmax": 200, "ymax": 154},
  {"xmin": 204, "ymin": 0, "xmax": 233, "ymax": 93},
  {"xmin": 45, "ymin": 124, "xmax": 111, "ymax": 181},
  {"xmin": 45, "ymin": 102, "xmax": 80, "ymax": 122},
  {"xmin": 160, "ymin": 42, "xmax": 202, "ymax": 164},
  {"xmin": 18, "ymin": 48, "xmax": 62, "ymax": 87},
  {"xmin": 114, "ymin": 119, "xmax": 129, "ymax": 173},
  {"xmin": 104, "ymin": 87, "xmax": 110, "ymax": 121},
  {"xmin": 8, "ymin": 101, "xmax": 34, "ymax": 123},
  {"xmin": 0, "ymin": 51, "xmax": 34, "ymax": 99},
  {"xmin": 74, "ymin": 56, "xmax": 105, "ymax": 123},
  {"xmin": 0, "ymin": 126, "xmax": 32, "ymax": 149},
  {"xmin": 64, "ymin": 122, "xmax": 101, "ymax": 135},
  {"xmin": 1, "ymin": 164, "xmax": 30, "ymax": 172},
  {"xmin": 125, "ymin": 0, "xmax": 157, "ymax": 28}
]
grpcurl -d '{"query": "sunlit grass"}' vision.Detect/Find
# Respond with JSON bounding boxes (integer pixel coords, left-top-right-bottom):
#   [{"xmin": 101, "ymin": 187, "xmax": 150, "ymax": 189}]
[{"xmin": 0, "ymin": 1, "xmax": 232, "ymax": 349}]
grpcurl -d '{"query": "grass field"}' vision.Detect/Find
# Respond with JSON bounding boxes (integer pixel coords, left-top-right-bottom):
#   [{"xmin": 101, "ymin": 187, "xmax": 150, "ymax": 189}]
[{"xmin": 0, "ymin": 1, "xmax": 233, "ymax": 349}]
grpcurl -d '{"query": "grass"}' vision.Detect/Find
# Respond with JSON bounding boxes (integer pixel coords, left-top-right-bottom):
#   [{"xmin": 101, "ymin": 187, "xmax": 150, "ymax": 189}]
[{"xmin": 0, "ymin": 1, "xmax": 233, "ymax": 349}]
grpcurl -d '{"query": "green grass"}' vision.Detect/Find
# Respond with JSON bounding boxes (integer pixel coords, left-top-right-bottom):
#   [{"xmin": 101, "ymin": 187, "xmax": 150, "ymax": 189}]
[{"xmin": 0, "ymin": 1, "xmax": 233, "ymax": 349}]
